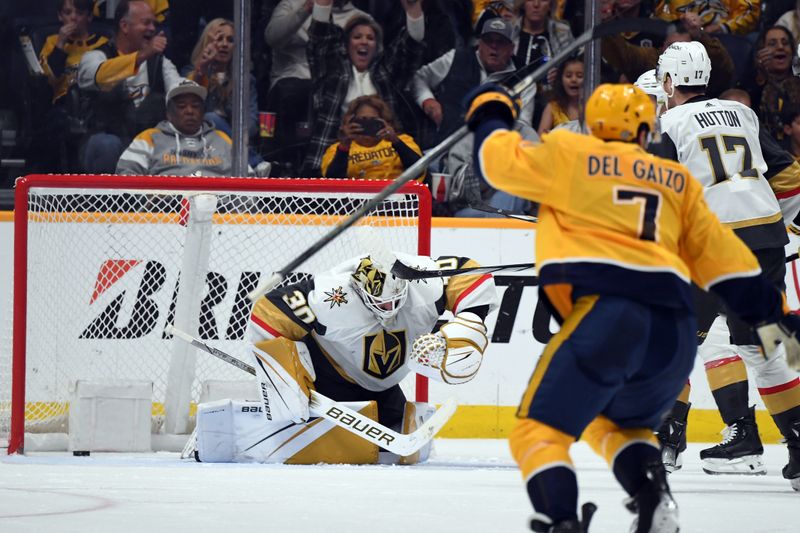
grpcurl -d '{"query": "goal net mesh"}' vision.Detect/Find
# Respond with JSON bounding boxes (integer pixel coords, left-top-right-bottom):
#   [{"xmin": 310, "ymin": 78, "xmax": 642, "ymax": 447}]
[{"xmin": 1, "ymin": 176, "xmax": 430, "ymax": 452}]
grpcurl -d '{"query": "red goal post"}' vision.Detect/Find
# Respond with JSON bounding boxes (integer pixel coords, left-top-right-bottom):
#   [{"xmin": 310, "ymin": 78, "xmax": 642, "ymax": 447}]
[{"xmin": 3, "ymin": 175, "xmax": 431, "ymax": 454}]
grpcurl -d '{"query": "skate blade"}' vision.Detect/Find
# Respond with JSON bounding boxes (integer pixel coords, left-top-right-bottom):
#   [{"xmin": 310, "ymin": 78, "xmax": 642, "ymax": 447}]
[
  {"xmin": 701, "ymin": 455, "xmax": 767, "ymax": 475},
  {"xmin": 661, "ymin": 449, "xmax": 682, "ymax": 474}
]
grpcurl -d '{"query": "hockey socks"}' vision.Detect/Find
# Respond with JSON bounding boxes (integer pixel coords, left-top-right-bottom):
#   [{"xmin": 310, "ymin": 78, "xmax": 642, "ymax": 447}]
[
  {"xmin": 613, "ymin": 442, "xmax": 664, "ymax": 497},
  {"xmin": 527, "ymin": 465, "xmax": 579, "ymax": 524}
]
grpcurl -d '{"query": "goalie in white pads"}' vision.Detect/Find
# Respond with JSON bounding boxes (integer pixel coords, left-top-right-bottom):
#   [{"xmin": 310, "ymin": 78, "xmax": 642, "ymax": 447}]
[{"xmin": 195, "ymin": 252, "xmax": 498, "ymax": 464}]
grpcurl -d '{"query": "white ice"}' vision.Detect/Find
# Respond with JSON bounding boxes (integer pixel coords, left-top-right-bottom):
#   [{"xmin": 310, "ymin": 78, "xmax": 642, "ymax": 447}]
[{"xmin": 1, "ymin": 440, "xmax": 796, "ymax": 533}]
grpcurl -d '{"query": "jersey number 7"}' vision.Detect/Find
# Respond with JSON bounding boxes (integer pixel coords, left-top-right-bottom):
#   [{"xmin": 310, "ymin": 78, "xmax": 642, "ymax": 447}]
[{"xmin": 614, "ymin": 186, "xmax": 661, "ymax": 242}]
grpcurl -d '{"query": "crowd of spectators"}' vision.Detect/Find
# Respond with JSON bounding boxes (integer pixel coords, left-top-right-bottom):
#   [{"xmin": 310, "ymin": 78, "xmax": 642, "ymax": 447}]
[{"xmin": 1, "ymin": 0, "xmax": 800, "ymax": 217}]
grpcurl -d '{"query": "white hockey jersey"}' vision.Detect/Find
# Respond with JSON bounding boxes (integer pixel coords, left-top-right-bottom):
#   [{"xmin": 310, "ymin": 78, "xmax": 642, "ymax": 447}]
[
  {"xmin": 248, "ymin": 253, "xmax": 499, "ymax": 392},
  {"xmin": 660, "ymin": 98, "xmax": 777, "ymax": 222}
]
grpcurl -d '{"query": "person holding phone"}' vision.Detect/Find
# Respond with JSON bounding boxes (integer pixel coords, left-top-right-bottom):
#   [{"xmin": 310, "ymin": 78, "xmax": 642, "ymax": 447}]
[{"xmin": 321, "ymin": 95, "xmax": 425, "ymax": 181}]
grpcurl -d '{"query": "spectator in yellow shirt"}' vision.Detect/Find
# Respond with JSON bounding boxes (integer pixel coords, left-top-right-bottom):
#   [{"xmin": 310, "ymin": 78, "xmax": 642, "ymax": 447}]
[
  {"xmin": 655, "ymin": 0, "xmax": 760, "ymax": 35},
  {"xmin": 321, "ymin": 95, "xmax": 424, "ymax": 181},
  {"xmin": 93, "ymin": 0, "xmax": 168, "ymax": 23}
]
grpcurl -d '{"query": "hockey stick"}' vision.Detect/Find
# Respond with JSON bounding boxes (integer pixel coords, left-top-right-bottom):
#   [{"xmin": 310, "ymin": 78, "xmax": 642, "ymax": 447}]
[
  {"xmin": 246, "ymin": 18, "xmax": 673, "ymax": 302},
  {"xmin": 165, "ymin": 325, "xmax": 456, "ymax": 456},
  {"xmin": 393, "ymin": 250, "xmax": 800, "ymax": 280},
  {"xmin": 467, "ymin": 201, "xmax": 539, "ymax": 223},
  {"xmin": 391, "ymin": 259, "xmax": 535, "ymax": 280}
]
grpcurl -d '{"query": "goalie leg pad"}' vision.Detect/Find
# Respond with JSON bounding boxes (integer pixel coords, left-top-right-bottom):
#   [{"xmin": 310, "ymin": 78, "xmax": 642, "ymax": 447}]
[
  {"xmin": 251, "ymin": 337, "xmax": 315, "ymax": 424},
  {"xmin": 399, "ymin": 402, "xmax": 438, "ymax": 465},
  {"xmin": 195, "ymin": 399, "xmax": 380, "ymax": 464}
]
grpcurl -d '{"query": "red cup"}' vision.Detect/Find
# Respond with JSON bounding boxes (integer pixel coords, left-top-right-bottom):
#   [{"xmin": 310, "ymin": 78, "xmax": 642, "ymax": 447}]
[{"xmin": 259, "ymin": 112, "xmax": 276, "ymax": 138}]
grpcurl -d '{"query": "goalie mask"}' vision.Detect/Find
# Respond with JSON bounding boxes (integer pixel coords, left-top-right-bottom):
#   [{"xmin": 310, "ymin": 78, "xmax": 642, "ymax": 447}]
[{"xmin": 351, "ymin": 256, "xmax": 409, "ymax": 323}]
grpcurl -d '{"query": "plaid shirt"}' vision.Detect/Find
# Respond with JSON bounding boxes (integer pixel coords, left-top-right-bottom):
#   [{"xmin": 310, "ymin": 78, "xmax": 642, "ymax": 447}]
[{"xmin": 302, "ymin": 18, "xmax": 424, "ymax": 176}]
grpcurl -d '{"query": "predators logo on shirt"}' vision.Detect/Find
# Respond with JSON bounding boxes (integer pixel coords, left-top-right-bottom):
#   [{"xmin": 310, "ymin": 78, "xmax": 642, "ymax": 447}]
[{"xmin": 362, "ymin": 330, "xmax": 407, "ymax": 379}]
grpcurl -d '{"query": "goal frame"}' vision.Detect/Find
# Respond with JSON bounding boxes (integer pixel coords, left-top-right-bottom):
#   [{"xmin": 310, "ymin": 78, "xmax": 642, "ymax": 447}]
[{"xmin": 9, "ymin": 174, "xmax": 431, "ymax": 454}]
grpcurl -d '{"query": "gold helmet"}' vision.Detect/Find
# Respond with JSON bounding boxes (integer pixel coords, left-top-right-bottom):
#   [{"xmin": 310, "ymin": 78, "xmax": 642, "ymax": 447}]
[{"xmin": 584, "ymin": 83, "xmax": 656, "ymax": 142}]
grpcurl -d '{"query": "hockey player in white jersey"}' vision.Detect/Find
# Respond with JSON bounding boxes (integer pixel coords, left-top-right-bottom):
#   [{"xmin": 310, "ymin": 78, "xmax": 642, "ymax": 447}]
[
  {"xmin": 195, "ymin": 252, "xmax": 498, "ymax": 464},
  {"xmin": 654, "ymin": 41, "xmax": 800, "ymax": 489}
]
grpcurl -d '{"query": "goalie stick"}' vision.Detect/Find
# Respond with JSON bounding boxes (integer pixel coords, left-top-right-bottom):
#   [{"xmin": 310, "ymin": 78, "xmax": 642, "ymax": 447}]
[
  {"xmin": 165, "ymin": 325, "xmax": 456, "ymax": 456},
  {"xmin": 392, "ymin": 259, "xmax": 535, "ymax": 280},
  {"xmin": 467, "ymin": 201, "xmax": 539, "ymax": 223},
  {"xmin": 392, "ymin": 249, "xmax": 800, "ymax": 280},
  {"xmin": 246, "ymin": 18, "xmax": 674, "ymax": 303}
]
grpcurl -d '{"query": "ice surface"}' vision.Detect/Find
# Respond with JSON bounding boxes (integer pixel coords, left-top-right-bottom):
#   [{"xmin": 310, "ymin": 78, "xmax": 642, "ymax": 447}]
[{"xmin": 1, "ymin": 440, "xmax": 797, "ymax": 532}]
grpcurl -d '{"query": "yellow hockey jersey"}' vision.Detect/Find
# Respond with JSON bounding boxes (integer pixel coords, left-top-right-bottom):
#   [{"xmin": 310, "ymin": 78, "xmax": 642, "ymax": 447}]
[
  {"xmin": 476, "ymin": 128, "xmax": 762, "ymax": 320},
  {"xmin": 321, "ymin": 134, "xmax": 424, "ymax": 181}
]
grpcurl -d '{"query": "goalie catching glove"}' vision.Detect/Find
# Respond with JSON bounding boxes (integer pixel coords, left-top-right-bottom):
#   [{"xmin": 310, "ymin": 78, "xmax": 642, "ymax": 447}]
[
  {"xmin": 756, "ymin": 312, "xmax": 800, "ymax": 371},
  {"xmin": 408, "ymin": 312, "xmax": 489, "ymax": 384}
]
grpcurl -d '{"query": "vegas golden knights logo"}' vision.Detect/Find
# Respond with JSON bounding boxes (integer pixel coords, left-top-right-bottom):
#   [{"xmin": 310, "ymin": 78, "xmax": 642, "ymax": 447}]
[{"xmin": 362, "ymin": 330, "xmax": 407, "ymax": 379}]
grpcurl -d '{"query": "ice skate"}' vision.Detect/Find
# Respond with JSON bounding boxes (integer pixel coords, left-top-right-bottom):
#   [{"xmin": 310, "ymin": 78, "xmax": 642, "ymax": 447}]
[
  {"xmin": 783, "ymin": 421, "xmax": 800, "ymax": 491},
  {"xmin": 700, "ymin": 407, "xmax": 766, "ymax": 475},
  {"xmin": 625, "ymin": 462, "xmax": 679, "ymax": 533},
  {"xmin": 656, "ymin": 405, "xmax": 688, "ymax": 473}
]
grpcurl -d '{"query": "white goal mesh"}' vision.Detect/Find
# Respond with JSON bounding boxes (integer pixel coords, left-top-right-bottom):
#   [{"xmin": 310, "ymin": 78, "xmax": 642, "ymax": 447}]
[{"xmin": 1, "ymin": 175, "xmax": 431, "ymax": 453}]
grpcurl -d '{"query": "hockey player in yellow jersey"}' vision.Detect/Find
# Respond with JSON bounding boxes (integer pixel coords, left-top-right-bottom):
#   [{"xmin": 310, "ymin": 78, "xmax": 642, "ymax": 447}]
[{"xmin": 465, "ymin": 82, "xmax": 800, "ymax": 532}]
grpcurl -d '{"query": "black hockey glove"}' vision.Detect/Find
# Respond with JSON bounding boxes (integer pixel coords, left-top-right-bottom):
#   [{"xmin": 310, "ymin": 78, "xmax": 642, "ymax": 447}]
[{"xmin": 463, "ymin": 83, "xmax": 519, "ymax": 131}]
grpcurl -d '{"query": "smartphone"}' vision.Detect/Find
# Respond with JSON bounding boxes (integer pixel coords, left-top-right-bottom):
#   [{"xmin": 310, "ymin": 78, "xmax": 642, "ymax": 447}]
[{"xmin": 354, "ymin": 117, "xmax": 384, "ymax": 137}]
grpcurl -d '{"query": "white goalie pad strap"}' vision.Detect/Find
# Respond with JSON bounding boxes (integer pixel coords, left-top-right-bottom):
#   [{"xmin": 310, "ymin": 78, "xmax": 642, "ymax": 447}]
[
  {"xmin": 409, "ymin": 312, "xmax": 489, "ymax": 384},
  {"xmin": 251, "ymin": 338, "xmax": 314, "ymax": 424}
]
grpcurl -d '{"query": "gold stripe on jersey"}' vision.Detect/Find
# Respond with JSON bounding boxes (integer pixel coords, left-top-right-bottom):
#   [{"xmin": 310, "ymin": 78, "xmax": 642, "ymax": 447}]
[
  {"xmin": 517, "ymin": 295, "xmax": 598, "ymax": 417},
  {"xmin": 251, "ymin": 297, "xmax": 309, "ymax": 340},
  {"xmin": 767, "ymin": 161, "xmax": 800, "ymax": 196},
  {"xmin": 724, "ymin": 211, "xmax": 783, "ymax": 230},
  {"xmin": 95, "ymin": 51, "xmax": 138, "ymax": 91},
  {"xmin": 443, "ymin": 258, "xmax": 486, "ymax": 311},
  {"xmin": 135, "ymin": 128, "xmax": 159, "ymax": 146}
]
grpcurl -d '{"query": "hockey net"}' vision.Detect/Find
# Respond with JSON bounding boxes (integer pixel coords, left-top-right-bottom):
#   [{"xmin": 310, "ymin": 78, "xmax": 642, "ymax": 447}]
[{"xmin": 1, "ymin": 175, "xmax": 431, "ymax": 454}]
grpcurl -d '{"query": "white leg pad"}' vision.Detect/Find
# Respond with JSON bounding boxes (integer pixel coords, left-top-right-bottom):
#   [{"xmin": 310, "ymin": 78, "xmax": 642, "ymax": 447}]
[{"xmin": 195, "ymin": 398, "xmax": 380, "ymax": 464}]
